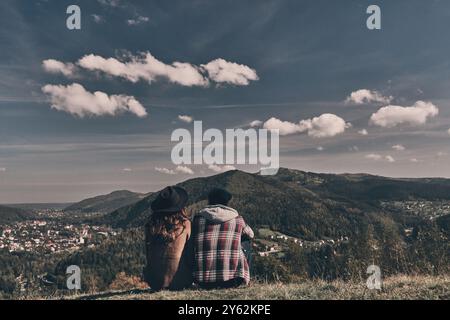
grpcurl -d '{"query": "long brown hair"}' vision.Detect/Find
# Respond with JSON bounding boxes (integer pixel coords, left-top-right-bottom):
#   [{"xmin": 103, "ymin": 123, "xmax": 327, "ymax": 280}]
[{"xmin": 147, "ymin": 209, "xmax": 188, "ymax": 243}]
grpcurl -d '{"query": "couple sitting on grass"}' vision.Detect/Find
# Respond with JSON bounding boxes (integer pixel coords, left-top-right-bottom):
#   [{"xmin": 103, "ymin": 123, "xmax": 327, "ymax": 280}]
[{"xmin": 143, "ymin": 186, "xmax": 254, "ymax": 291}]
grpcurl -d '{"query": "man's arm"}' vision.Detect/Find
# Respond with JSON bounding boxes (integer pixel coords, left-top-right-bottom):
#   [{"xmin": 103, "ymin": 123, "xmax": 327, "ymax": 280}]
[{"xmin": 242, "ymin": 223, "xmax": 254, "ymax": 240}]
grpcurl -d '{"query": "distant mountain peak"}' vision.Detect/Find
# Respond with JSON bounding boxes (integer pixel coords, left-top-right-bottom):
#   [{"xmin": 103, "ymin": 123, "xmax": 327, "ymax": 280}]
[{"xmin": 64, "ymin": 190, "xmax": 148, "ymax": 214}]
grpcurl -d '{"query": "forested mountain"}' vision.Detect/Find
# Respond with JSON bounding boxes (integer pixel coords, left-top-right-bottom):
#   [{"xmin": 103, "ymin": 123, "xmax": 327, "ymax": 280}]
[
  {"xmin": 0, "ymin": 205, "xmax": 35, "ymax": 224},
  {"xmin": 64, "ymin": 190, "xmax": 149, "ymax": 214},
  {"xmin": 95, "ymin": 168, "xmax": 450, "ymax": 240},
  {"xmin": 275, "ymin": 169, "xmax": 450, "ymax": 202}
]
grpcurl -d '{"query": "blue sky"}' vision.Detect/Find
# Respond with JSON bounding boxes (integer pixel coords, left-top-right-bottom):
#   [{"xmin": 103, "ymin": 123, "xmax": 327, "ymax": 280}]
[{"xmin": 1, "ymin": 0, "xmax": 450, "ymax": 203}]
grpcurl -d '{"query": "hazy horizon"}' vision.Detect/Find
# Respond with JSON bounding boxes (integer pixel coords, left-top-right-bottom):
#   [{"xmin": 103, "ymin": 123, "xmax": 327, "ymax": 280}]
[{"xmin": 3, "ymin": 166, "xmax": 450, "ymax": 205}]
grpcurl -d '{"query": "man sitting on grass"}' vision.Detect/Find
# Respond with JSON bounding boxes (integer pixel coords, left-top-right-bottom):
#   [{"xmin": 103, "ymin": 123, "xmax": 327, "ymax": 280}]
[{"xmin": 192, "ymin": 188, "xmax": 254, "ymax": 289}]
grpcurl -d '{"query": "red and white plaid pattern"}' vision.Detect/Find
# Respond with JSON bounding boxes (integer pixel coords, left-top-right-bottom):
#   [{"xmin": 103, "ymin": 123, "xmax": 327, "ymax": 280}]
[{"xmin": 193, "ymin": 215, "xmax": 250, "ymax": 285}]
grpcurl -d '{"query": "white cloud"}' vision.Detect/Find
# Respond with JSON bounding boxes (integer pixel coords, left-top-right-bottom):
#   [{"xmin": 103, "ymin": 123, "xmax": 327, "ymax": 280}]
[
  {"xmin": 316, "ymin": 146, "xmax": 324, "ymax": 151},
  {"xmin": 263, "ymin": 114, "xmax": 349, "ymax": 138},
  {"xmin": 155, "ymin": 167, "xmax": 176, "ymax": 175},
  {"xmin": 78, "ymin": 52, "xmax": 209, "ymax": 87},
  {"xmin": 178, "ymin": 115, "xmax": 193, "ymax": 123},
  {"xmin": 208, "ymin": 164, "xmax": 236, "ymax": 173},
  {"xmin": 410, "ymin": 158, "xmax": 420, "ymax": 163},
  {"xmin": 385, "ymin": 155, "xmax": 396, "ymax": 163},
  {"xmin": 41, "ymin": 83, "xmax": 147, "ymax": 118},
  {"xmin": 249, "ymin": 120, "xmax": 263, "ymax": 127},
  {"xmin": 392, "ymin": 144, "xmax": 406, "ymax": 151},
  {"xmin": 201, "ymin": 58, "xmax": 259, "ymax": 86},
  {"xmin": 0, "ymin": 167, "xmax": 6, "ymax": 172},
  {"xmin": 175, "ymin": 165, "xmax": 194, "ymax": 175},
  {"xmin": 349, "ymin": 146, "xmax": 359, "ymax": 152},
  {"xmin": 298, "ymin": 114, "xmax": 350, "ymax": 138},
  {"xmin": 48, "ymin": 53, "xmax": 259, "ymax": 88},
  {"xmin": 122, "ymin": 168, "xmax": 132, "ymax": 172},
  {"xmin": 365, "ymin": 154, "xmax": 383, "ymax": 161},
  {"xmin": 155, "ymin": 166, "xmax": 194, "ymax": 175},
  {"xmin": 365, "ymin": 154, "xmax": 395, "ymax": 162},
  {"xmin": 263, "ymin": 117, "xmax": 303, "ymax": 136},
  {"xmin": 346, "ymin": 89, "xmax": 392, "ymax": 104},
  {"xmin": 127, "ymin": 16, "xmax": 149, "ymax": 26},
  {"xmin": 370, "ymin": 101, "xmax": 439, "ymax": 128},
  {"xmin": 358, "ymin": 129, "xmax": 368, "ymax": 136},
  {"xmin": 42, "ymin": 59, "xmax": 76, "ymax": 77}
]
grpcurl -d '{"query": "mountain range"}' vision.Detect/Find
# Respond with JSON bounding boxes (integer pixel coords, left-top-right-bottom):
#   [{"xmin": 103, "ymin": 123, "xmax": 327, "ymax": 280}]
[
  {"xmin": 64, "ymin": 190, "xmax": 150, "ymax": 214},
  {"xmin": 90, "ymin": 168, "xmax": 450, "ymax": 240},
  {"xmin": 2, "ymin": 168, "xmax": 449, "ymax": 240}
]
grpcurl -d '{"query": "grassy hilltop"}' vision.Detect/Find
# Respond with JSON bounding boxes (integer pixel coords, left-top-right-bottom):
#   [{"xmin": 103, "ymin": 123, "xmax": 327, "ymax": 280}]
[{"xmin": 71, "ymin": 275, "xmax": 449, "ymax": 300}]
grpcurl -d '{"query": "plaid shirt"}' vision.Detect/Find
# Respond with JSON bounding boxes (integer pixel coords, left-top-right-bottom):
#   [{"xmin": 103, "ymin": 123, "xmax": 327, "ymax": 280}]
[{"xmin": 192, "ymin": 214, "xmax": 251, "ymax": 285}]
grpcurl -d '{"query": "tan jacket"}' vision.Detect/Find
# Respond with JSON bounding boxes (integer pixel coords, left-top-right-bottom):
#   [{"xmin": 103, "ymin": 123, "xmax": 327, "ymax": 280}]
[{"xmin": 143, "ymin": 219, "xmax": 193, "ymax": 291}]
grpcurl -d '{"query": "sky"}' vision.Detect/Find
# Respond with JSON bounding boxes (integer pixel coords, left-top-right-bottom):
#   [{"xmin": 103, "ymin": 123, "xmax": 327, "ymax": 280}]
[{"xmin": 1, "ymin": 0, "xmax": 450, "ymax": 203}]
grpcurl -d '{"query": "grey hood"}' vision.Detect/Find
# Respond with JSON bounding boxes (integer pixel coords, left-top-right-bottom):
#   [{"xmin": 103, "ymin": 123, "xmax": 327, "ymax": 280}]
[{"xmin": 196, "ymin": 205, "xmax": 239, "ymax": 223}]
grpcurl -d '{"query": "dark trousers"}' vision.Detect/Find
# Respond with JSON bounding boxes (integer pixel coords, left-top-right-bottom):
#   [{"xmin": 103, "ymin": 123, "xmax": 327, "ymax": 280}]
[{"xmin": 242, "ymin": 240, "xmax": 252, "ymax": 269}]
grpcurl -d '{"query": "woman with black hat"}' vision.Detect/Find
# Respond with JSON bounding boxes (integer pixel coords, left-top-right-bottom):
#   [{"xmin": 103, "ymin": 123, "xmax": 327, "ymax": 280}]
[{"xmin": 143, "ymin": 186, "xmax": 193, "ymax": 291}]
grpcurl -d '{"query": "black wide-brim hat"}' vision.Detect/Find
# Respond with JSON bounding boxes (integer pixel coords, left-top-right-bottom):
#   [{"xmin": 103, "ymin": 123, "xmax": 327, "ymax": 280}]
[{"xmin": 151, "ymin": 186, "xmax": 188, "ymax": 214}]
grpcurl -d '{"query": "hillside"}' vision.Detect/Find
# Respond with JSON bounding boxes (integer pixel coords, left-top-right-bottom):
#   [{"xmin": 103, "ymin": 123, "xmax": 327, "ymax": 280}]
[
  {"xmin": 0, "ymin": 205, "xmax": 35, "ymax": 224},
  {"xmin": 95, "ymin": 168, "xmax": 450, "ymax": 240},
  {"xmin": 97, "ymin": 169, "xmax": 365, "ymax": 236},
  {"xmin": 65, "ymin": 190, "xmax": 149, "ymax": 214},
  {"xmin": 276, "ymin": 169, "xmax": 450, "ymax": 202},
  {"xmin": 73, "ymin": 275, "xmax": 449, "ymax": 300}
]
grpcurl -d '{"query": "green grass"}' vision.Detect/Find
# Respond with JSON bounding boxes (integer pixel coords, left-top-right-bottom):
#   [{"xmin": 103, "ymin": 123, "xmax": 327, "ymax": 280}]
[{"xmin": 71, "ymin": 275, "xmax": 449, "ymax": 300}]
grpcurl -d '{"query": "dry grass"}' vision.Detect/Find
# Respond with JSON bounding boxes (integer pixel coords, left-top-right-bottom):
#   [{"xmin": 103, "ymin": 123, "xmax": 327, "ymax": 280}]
[{"xmin": 71, "ymin": 274, "xmax": 449, "ymax": 300}]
